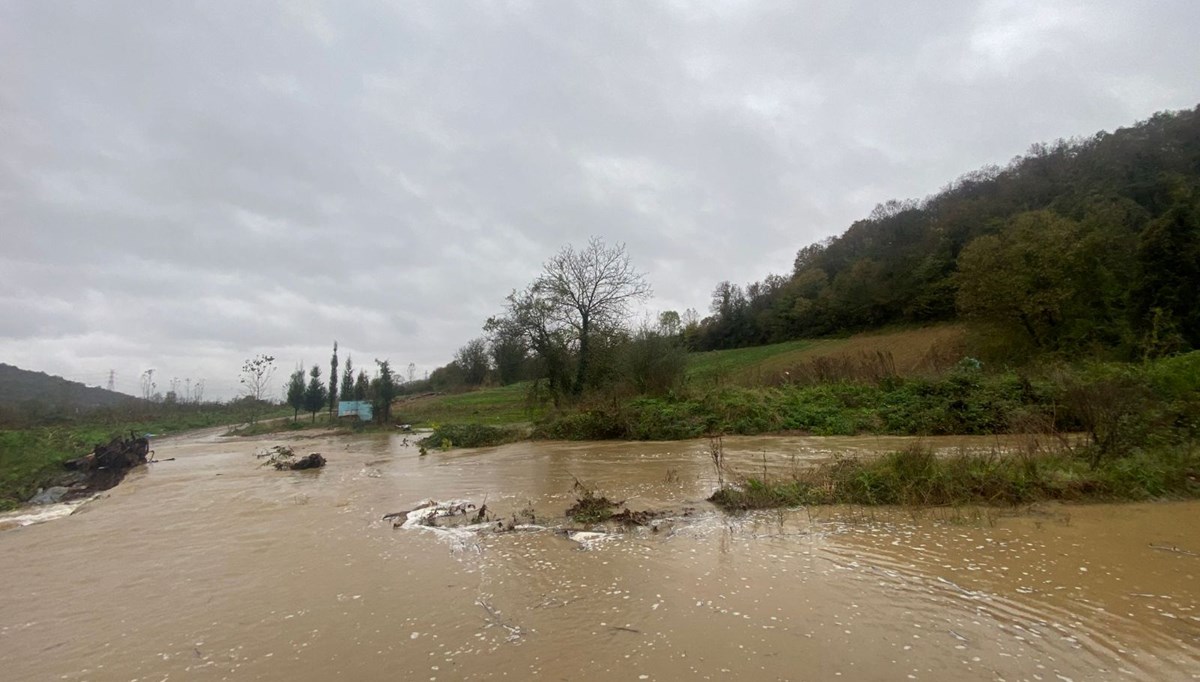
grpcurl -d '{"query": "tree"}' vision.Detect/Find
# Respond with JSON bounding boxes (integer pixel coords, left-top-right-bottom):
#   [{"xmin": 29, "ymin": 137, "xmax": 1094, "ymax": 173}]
[
  {"xmin": 286, "ymin": 368, "xmax": 306, "ymax": 421},
  {"xmin": 140, "ymin": 369, "xmax": 155, "ymax": 401},
  {"xmin": 658, "ymin": 310, "xmax": 681, "ymax": 337},
  {"xmin": 372, "ymin": 360, "xmax": 397, "ymax": 424},
  {"xmin": 354, "ymin": 369, "xmax": 369, "ymax": 400},
  {"xmin": 239, "ymin": 354, "xmax": 276, "ymax": 401},
  {"xmin": 303, "ymin": 365, "xmax": 327, "ymax": 423},
  {"xmin": 239, "ymin": 354, "xmax": 276, "ymax": 424},
  {"xmin": 955, "ymin": 211, "xmax": 1082, "ymax": 349},
  {"xmin": 486, "ymin": 319, "xmax": 530, "ymax": 385},
  {"xmin": 1136, "ymin": 193, "xmax": 1200, "ymax": 351},
  {"xmin": 538, "ymin": 237, "xmax": 651, "ymax": 394},
  {"xmin": 455, "ymin": 338, "xmax": 490, "ymax": 386},
  {"xmin": 328, "ymin": 341, "xmax": 339, "ymax": 419},
  {"xmin": 489, "ymin": 284, "xmax": 572, "ymax": 402},
  {"xmin": 341, "ymin": 356, "xmax": 355, "ymax": 402}
]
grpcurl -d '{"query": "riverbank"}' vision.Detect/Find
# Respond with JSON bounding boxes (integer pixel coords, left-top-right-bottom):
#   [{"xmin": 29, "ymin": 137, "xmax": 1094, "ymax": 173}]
[
  {"xmin": 0, "ymin": 406, "xmax": 288, "ymax": 510},
  {"xmin": 708, "ymin": 442, "xmax": 1200, "ymax": 509},
  {"xmin": 408, "ymin": 351, "xmax": 1200, "ymax": 507}
]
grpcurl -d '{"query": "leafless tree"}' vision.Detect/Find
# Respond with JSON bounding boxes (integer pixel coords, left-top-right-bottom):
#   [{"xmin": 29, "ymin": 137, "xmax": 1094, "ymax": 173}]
[
  {"xmin": 538, "ymin": 237, "xmax": 651, "ymax": 394},
  {"xmin": 239, "ymin": 354, "xmax": 276, "ymax": 402}
]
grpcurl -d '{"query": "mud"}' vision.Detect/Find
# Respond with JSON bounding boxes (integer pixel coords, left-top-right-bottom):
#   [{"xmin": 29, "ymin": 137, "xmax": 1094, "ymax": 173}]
[{"xmin": 0, "ymin": 431, "xmax": 1196, "ymax": 681}]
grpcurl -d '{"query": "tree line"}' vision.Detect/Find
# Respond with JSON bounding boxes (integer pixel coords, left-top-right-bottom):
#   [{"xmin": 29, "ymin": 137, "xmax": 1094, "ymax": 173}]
[
  {"xmin": 419, "ymin": 106, "xmax": 1199, "ymax": 401},
  {"xmin": 688, "ymin": 106, "xmax": 1200, "ymax": 360},
  {"xmin": 280, "ymin": 345, "xmax": 401, "ymax": 424}
]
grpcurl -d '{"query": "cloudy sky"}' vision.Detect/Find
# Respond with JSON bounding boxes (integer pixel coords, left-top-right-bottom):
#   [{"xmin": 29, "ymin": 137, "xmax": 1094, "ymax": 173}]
[{"xmin": 2, "ymin": 1, "xmax": 1198, "ymax": 399}]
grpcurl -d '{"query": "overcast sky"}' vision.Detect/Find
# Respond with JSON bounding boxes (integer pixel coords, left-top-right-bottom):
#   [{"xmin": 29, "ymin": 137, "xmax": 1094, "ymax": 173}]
[{"xmin": 2, "ymin": 1, "xmax": 1198, "ymax": 400}]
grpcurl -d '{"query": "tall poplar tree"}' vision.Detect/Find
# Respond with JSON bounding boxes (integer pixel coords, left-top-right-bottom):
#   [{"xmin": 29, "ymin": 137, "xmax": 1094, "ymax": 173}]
[{"xmin": 328, "ymin": 341, "xmax": 339, "ymax": 419}]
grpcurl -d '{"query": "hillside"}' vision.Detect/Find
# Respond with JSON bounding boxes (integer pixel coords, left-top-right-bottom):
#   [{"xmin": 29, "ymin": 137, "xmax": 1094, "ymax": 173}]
[
  {"xmin": 693, "ymin": 105, "xmax": 1200, "ymax": 360},
  {"xmin": 0, "ymin": 363, "xmax": 140, "ymax": 411}
]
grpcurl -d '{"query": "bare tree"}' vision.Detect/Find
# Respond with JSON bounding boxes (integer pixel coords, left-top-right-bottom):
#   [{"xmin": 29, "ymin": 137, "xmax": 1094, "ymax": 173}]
[
  {"xmin": 239, "ymin": 354, "xmax": 276, "ymax": 402},
  {"xmin": 538, "ymin": 237, "xmax": 651, "ymax": 394},
  {"xmin": 140, "ymin": 369, "xmax": 155, "ymax": 401}
]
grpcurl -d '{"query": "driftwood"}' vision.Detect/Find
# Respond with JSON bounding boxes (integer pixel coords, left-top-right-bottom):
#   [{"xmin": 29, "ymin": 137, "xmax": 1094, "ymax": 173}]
[{"xmin": 1149, "ymin": 544, "xmax": 1199, "ymax": 557}]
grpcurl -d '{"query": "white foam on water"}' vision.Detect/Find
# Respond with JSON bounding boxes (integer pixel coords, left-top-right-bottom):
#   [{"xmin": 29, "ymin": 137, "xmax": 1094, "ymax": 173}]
[{"xmin": 0, "ymin": 496, "xmax": 97, "ymax": 529}]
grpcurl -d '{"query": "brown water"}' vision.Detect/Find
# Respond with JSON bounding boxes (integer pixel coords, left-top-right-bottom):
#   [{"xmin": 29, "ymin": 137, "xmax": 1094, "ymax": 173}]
[{"xmin": 0, "ymin": 430, "xmax": 1197, "ymax": 681}]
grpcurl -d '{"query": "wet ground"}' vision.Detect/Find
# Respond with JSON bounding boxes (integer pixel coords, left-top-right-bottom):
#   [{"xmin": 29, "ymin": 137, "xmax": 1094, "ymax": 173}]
[{"xmin": 0, "ymin": 430, "xmax": 1196, "ymax": 681}]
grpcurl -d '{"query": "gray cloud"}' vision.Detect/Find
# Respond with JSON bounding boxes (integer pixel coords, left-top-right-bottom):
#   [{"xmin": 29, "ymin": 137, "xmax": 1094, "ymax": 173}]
[{"xmin": 2, "ymin": 0, "xmax": 1198, "ymax": 398}]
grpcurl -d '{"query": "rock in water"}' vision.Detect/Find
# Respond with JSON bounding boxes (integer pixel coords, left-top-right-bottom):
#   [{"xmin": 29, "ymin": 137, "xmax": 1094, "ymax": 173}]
[{"xmin": 28, "ymin": 486, "xmax": 70, "ymax": 505}]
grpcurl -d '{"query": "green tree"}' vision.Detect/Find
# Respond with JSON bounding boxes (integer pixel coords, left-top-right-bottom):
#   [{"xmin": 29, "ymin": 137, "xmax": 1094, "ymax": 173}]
[
  {"xmin": 485, "ymin": 319, "xmax": 529, "ymax": 385},
  {"xmin": 372, "ymin": 360, "xmax": 397, "ymax": 424},
  {"xmin": 354, "ymin": 369, "xmax": 369, "ymax": 401},
  {"xmin": 657, "ymin": 310, "xmax": 681, "ymax": 337},
  {"xmin": 341, "ymin": 356, "xmax": 355, "ymax": 402},
  {"xmin": 285, "ymin": 367, "xmax": 305, "ymax": 421},
  {"xmin": 955, "ymin": 211, "xmax": 1083, "ymax": 349},
  {"xmin": 328, "ymin": 341, "xmax": 339, "ymax": 419},
  {"xmin": 1136, "ymin": 192, "xmax": 1200, "ymax": 352},
  {"xmin": 455, "ymin": 338, "xmax": 490, "ymax": 386},
  {"xmin": 490, "ymin": 284, "xmax": 572, "ymax": 403},
  {"xmin": 303, "ymin": 365, "xmax": 327, "ymax": 423}
]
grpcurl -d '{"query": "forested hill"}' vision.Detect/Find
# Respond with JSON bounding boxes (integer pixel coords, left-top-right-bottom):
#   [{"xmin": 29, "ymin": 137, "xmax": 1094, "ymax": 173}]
[
  {"xmin": 0, "ymin": 363, "xmax": 139, "ymax": 410},
  {"xmin": 693, "ymin": 105, "xmax": 1200, "ymax": 360}
]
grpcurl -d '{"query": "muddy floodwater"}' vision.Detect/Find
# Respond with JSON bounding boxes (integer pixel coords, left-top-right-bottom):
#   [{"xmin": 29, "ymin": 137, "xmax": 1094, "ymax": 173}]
[{"xmin": 1, "ymin": 430, "xmax": 1197, "ymax": 681}]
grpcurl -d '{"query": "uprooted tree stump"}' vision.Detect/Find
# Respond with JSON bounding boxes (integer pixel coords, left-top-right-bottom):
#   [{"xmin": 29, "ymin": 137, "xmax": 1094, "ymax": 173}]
[{"xmin": 60, "ymin": 432, "xmax": 152, "ymax": 494}]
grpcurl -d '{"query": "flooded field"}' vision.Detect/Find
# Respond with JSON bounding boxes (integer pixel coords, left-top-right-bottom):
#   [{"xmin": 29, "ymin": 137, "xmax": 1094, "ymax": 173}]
[{"xmin": 0, "ymin": 430, "xmax": 1197, "ymax": 681}]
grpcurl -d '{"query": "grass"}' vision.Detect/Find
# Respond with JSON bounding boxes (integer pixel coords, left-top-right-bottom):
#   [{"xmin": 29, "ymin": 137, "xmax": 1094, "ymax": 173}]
[
  {"xmin": 398, "ymin": 325, "xmax": 968, "ymax": 432},
  {"xmin": 394, "ymin": 382, "xmax": 541, "ymax": 426},
  {"xmin": 687, "ymin": 324, "xmax": 966, "ymax": 387},
  {"xmin": 688, "ymin": 339, "xmax": 819, "ymax": 386},
  {"xmin": 535, "ymin": 370, "xmax": 1056, "ymax": 441},
  {"xmin": 709, "ymin": 443, "xmax": 1200, "ymax": 510}
]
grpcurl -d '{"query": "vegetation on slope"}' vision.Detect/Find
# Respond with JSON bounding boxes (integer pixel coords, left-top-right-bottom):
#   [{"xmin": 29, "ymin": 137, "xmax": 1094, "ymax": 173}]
[{"xmin": 692, "ymin": 107, "xmax": 1200, "ymax": 360}]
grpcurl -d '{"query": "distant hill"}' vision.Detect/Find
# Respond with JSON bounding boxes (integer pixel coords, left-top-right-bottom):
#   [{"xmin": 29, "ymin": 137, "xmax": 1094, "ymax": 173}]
[{"xmin": 0, "ymin": 363, "xmax": 141, "ymax": 410}]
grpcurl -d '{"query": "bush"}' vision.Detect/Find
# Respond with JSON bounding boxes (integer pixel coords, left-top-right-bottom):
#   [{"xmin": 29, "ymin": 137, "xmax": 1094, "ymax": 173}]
[{"xmin": 417, "ymin": 423, "xmax": 525, "ymax": 450}]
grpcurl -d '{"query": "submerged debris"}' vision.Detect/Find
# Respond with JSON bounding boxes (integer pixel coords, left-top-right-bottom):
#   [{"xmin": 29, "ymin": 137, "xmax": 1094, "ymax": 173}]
[
  {"xmin": 565, "ymin": 477, "xmax": 663, "ymax": 528},
  {"xmin": 565, "ymin": 478, "xmax": 622, "ymax": 523},
  {"xmin": 386, "ymin": 491, "xmax": 689, "ymax": 548},
  {"xmin": 385, "ymin": 500, "xmax": 481, "ymax": 529},
  {"xmin": 257, "ymin": 445, "xmax": 326, "ymax": 471}
]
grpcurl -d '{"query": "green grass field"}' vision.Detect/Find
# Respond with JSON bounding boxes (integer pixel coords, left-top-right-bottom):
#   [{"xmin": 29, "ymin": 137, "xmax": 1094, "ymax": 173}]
[
  {"xmin": 688, "ymin": 324, "xmax": 966, "ymax": 386},
  {"xmin": 393, "ymin": 381, "xmax": 544, "ymax": 426},
  {"xmin": 686, "ymin": 339, "xmax": 819, "ymax": 385}
]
